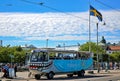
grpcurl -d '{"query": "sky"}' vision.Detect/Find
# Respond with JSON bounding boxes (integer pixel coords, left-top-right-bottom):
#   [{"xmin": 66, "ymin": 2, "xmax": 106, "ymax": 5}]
[{"xmin": 0, "ymin": 0, "xmax": 120, "ymax": 48}]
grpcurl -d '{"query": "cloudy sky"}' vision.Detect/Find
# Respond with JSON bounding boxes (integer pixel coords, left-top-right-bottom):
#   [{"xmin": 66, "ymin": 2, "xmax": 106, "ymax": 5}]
[{"xmin": 0, "ymin": 0, "xmax": 120, "ymax": 48}]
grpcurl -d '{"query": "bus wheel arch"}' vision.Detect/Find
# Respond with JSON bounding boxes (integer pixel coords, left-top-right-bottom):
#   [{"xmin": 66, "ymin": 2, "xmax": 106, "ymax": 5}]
[{"xmin": 46, "ymin": 71, "xmax": 55, "ymax": 79}]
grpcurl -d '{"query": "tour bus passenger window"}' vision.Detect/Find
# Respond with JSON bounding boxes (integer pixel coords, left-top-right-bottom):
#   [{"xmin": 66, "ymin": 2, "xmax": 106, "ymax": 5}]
[
  {"xmin": 63, "ymin": 53, "xmax": 76, "ymax": 59},
  {"xmin": 73, "ymin": 53, "xmax": 77, "ymax": 59},
  {"xmin": 49, "ymin": 52, "xmax": 56, "ymax": 59},
  {"xmin": 81, "ymin": 53, "xmax": 88, "ymax": 60},
  {"xmin": 58, "ymin": 53, "xmax": 63, "ymax": 58},
  {"xmin": 63, "ymin": 54, "xmax": 70, "ymax": 59},
  {"xmin": 78, "ymin": 53, "xmax": 81, "ymax": 59}
]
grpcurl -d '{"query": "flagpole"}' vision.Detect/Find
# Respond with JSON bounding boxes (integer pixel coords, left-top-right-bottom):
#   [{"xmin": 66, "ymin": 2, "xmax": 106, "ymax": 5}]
[{"xmin": 89, "ymin": 0, "xmax": 91, "ymax": 53}]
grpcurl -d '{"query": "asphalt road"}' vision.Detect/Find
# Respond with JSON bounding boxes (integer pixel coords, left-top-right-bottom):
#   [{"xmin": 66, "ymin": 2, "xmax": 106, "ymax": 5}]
[{"xmin": 0, "ymin": 70, "xmax": 120, "ymax": 81}]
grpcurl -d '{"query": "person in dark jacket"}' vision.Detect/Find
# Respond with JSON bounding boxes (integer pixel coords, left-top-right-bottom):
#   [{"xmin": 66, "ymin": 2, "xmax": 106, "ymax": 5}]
[{"xmin": 14, "ymin": 64, "xmax": 17, "ymax": 77}]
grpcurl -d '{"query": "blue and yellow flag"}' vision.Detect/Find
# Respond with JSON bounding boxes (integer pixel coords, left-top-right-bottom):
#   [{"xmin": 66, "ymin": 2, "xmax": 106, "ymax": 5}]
[{"xmin": 90, "ymin": 5, "xmax": 103, "ymax": 21}]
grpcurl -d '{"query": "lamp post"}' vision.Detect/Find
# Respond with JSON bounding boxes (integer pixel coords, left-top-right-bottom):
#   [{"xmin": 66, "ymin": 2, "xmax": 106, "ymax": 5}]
[
  {"xmin": 96, "ymin": 23, "xmax": 100, "ymax": 73},
  {"xmin": 63, "ymin": 43, "xmax": 65, "ymax": 50},
  {"xmin": 10, "ymin": 54, "xmax": 14, "ymax": 66},
  {"xmin": 96, "ymin": 22, "xmax": 106, "ymax": 73},
  {"xmin": 46, "ymin": 39, "xmax": 48, "ymax": 48}
]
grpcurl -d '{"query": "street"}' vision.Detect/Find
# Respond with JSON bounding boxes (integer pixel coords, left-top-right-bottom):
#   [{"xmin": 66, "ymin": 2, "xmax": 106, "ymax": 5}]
[{"xmin": 1, "ymin": 70, "xmax": 120, "ymax": 81}]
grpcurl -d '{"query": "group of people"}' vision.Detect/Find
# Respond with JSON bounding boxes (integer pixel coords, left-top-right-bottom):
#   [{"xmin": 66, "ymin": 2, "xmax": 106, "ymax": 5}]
[{"xmin": 2, "ymin": 63, "xmax": 17, "ymax": 78}]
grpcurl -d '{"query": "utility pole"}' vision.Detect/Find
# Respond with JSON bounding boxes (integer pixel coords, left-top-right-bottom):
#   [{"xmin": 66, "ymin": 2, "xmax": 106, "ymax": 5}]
[
  {"xmin": 96, "ymin": 23, "xmax": 100, "ymax": 73},
  {"xmin": 46, "ymin": 39, "xmax": 48, "ymax": 48}
]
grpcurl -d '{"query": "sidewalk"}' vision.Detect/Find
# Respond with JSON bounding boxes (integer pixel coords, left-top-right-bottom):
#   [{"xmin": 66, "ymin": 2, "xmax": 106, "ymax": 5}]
[
  {"xmin": 87, "ymin": 69, "xmax": 120, "ymax": 74},
  {"xmin": 0, "ymin": 70, "xmax": 120, "ymax": 81}
]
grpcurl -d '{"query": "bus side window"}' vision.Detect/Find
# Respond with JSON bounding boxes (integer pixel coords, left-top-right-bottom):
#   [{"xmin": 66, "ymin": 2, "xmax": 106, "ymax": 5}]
[
  {"xmin": 57, "ymin": 53, "xmax": 63, "ymax": 59},
  {"xmin": 86, "ymin": 54, "xmax": 90, "ymax": 59},
  {"xmin": 78, "ymin": 53, "xmax": 81, "ymax": 59},
  {"xmin": 81, "ymin": 55, "xmax": 88, "ymax": 60},
  {"xmin": 49, "ymin": 53, "xmax": 56, "ymax": 60}
]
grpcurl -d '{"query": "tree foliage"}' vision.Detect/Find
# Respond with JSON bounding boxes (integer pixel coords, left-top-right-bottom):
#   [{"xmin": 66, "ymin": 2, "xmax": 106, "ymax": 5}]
[
  {"xmin": 0, "ymin": 46, "xmax": 30, "ymax": 63},
  {"xmin": 80, "ymin": 42, "xmax": 105, "ymax": 54},
  {"xmin": 79, "ymin": 42, "xmax": 106, "ymax": 61},
  {"xmin": 110, "ymin": 52, "xmax": 120, "ymax": 62}
]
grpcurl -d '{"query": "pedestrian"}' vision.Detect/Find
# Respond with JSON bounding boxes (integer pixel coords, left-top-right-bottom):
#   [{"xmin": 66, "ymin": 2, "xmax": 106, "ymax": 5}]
[
  {"xmin": 14, "ymin": 64, "xmax": 17, "ymax": 77},
  {"xmin": 2, "ymin": 63, "xmax": 10, "ymax": 78}
]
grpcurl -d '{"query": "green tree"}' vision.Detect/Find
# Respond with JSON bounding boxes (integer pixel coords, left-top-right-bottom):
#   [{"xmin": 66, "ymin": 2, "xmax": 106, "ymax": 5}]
[
  {"xmin": 0, "ymin": 46, "xmax": 29, "ymax": 63},
  {"xmin": 79, "ymin": 42, "xmax": 106, "ymax": 61},
  {"xmin": 80, "ymin": 42, "xmax": 105, "ymax": 54},
  {"xmin": 110, "ymin": 52, "xmax": 120, "ymax": 62},
  {"xmin": 16, "ymin": 46, "xmax": 23, "ymax": 52}
]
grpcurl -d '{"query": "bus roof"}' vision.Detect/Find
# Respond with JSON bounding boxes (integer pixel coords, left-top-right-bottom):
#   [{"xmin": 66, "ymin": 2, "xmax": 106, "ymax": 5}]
[{"xmin": 31, "ymin": 48, "xmax": 90, "ymax": 54}]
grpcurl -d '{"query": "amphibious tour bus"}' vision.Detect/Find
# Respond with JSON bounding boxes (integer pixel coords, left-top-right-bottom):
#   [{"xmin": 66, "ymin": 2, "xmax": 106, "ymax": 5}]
[{"xmin": 25, "ymin": 49, "xmax": 93, "ymax": 80}]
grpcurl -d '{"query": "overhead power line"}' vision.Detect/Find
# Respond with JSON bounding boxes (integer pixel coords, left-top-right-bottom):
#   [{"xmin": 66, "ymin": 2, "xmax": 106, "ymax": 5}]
[
  {"xmin": 95, "ymin": 0, "xmax": 120, "ymax": 13},
  {"xmin": 21, "ymin": 0, "xmax": 114, "ymax": 29},
  {"xmin": 20, "ymin": 0, "xmax": 91, "ymax": 22},
  {"xmin": 19, "ymin": 0, "xmax": 120, "ymax": 29}
]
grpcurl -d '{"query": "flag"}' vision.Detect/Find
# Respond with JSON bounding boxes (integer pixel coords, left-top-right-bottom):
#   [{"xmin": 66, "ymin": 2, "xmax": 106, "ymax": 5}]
[{"xmin": 90, "ymin": 5, "xmax": 103, "ymax": 21}]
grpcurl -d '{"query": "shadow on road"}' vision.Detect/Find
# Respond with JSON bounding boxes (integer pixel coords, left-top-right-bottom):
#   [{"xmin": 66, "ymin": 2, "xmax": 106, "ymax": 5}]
[
  {"xmin": 39, "ymin": 74, "xmax": 112, "ymax": 80},
  {"xmin": 1, "ymin": 74, "xmax": 112, "ymax": 81}
]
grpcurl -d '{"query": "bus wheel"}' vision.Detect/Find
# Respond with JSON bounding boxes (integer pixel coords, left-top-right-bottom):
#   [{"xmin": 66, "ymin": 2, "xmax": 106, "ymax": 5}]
[
  {"xmin": 67, "ymin": 74, "xmax": 73, "ymax": 77},
  {"xmin": 78, "ymin": 70, "xmax": 85, "ymax": 77},
  {"xmin": 47, "ymin": 72, "xmax": 54, "ymax": 79},
  {"xmin": 35, "ymin": 74, "xmax": 41, "ymax": 80}
]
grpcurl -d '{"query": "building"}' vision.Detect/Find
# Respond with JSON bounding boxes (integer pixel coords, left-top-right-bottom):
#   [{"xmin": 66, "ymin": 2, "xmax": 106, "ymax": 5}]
[
  {"xmin": 106, "ymin": 46, "xmax": 120, "ymax": 54},
  {"xmin": 56, "ymin": 45, "xmax": 80, "ymax": 51},
  {"xmin": 22, "ymin": 44, "xmax": 37, "ymax": 50}
]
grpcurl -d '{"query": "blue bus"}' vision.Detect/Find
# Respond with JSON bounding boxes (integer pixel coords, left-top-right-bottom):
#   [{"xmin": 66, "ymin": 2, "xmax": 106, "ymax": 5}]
[{"xmin": 26, "ymin": 49, "xmax": 93, "ymax": 80}]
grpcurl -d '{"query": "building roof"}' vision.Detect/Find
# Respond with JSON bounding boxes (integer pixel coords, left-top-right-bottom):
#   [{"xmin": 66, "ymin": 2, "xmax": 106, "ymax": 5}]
[{"xmin": 108, "ymin": 46, "xmax": 120, "ymax": 51}]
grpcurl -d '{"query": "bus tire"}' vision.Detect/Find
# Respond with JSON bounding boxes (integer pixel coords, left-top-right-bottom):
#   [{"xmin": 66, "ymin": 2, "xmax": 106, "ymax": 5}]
[
  {"xmin": 67, "ymin": 74, "xmax": 73, "ymax": 77},
  {"xmin": 47, "ymin": 72, "xmax": 54, "ymax": 79},
  {"xmin": 78, "ymin": 70, "xmax": 85, "ymax": 77},
  {"xmin": 35, "ymin": 74, "xmax": 41, "ymax": 80}
]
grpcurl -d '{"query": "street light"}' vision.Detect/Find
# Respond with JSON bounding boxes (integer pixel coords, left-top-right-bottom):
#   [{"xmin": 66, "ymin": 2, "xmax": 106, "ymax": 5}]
[
  {"xmin": 96, "ymin": 23, "xmax": 100, "ymax": 73},
  {"xmin": 10, "ymin": 54, "xmax": 14, "ymax": 67},
  {"xmin": 46, "ymin": 39, "xmax": 48, "ymax": 48},
  {"xmin": 96, "ymin": 22, "xmax": 106, "ymax": 73},
  {"xmin": 63, "ymin": 43, "xmax": 65, "ymax": 50}
]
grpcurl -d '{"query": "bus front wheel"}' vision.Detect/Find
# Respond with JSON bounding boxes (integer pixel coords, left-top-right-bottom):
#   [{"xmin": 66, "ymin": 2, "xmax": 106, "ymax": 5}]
[
  {"xmin": 46, "ymin": 72, "xmax": 54, "ymax": 79},
  {"xmin": 35, "ymin": 74, "xmax": 41, "ymax": 80}
]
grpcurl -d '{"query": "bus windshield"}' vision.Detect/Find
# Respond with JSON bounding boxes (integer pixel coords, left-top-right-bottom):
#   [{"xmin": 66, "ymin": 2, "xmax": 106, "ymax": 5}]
[{"xmin": 30, "ymin": 52, "xmax": 48, "ymax": 62}]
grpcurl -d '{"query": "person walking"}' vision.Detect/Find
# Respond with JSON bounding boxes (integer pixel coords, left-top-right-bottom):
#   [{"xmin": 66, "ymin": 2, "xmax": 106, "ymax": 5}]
[
  {"xmin": 14, "ymin": 64, "xmax": 17, "ymax": 77},
  {"xmin": 2, "ymin": 63, "xmax": 10, "ymax": 78}
]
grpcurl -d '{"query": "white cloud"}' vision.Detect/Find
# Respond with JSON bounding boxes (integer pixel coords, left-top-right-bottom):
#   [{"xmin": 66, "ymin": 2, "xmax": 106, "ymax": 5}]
[{"xmin": 0, "ymin": 11, "xmax": 120, "ymax": 43}]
